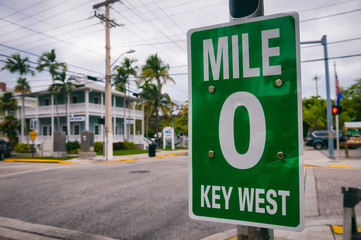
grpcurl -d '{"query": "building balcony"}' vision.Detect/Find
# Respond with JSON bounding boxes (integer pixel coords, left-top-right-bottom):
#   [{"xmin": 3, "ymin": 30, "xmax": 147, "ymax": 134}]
[{"xmin": 25, "ymin": 103, "xmax": 143, "ymax": 119}]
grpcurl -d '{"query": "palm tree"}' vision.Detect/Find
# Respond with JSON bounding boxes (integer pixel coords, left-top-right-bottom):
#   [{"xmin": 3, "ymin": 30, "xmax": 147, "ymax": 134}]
[
  {"xmin": 112, "ymin": 57, "xmax": 137, "ymax": 141},
  {"xmin": 37, "ymin": 49, "xmax": 67, "ymax": 132},
  {"xmin": 138, "ymin": 83, "xmax": 158, "ymax": 138},
  {"xmin": 14, "ymin": 78, "xmax": 31, "ymax": 149},
  {"xmin": 37, "ymin": 49, "xmax": 67, "ymax": 79},
  {"xmin": 0, "ymin": 92, "xmax": 17, "ymax": 116},
  {"xmin": 139, "ymin": 54, "xmax": 175, "ymax": 142},
  {"xmin": 49, "ymin": 70, "xmax": 75, "ymax": 141},
  {"xmin": 1, "ymin": 54, "xmax": 34, "ymax": 145},
  {"xmin": 0, "ymin": 115, "xmax": 19, "ymax": 148}
]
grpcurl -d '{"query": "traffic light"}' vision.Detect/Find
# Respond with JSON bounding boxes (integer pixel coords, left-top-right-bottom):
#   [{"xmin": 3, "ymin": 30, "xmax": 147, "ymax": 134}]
[
  {"xmin": 332, "ymin": 106, "xmax": 342, "ymax": 115},
  {"xmin": 98, "ymin": 117, "xmax": 105, "ymax": 125},
  {"xmin": 229, "ymin": 0, "xmax": 264, "ymax": 19}
]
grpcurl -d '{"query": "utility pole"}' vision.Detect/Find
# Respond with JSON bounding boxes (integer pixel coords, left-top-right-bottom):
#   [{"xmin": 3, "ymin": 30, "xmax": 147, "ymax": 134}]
[
  {"xmin": 313, "ymin": 75, "xmax": 319, "ymax": 96},
  {"xmin": 93, "ymin": 0, "xmax": 121, "ymax": 161}
]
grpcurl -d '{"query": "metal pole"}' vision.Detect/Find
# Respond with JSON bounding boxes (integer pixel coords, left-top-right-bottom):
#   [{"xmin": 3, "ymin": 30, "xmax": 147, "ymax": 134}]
[
  {"xmin": 105, "ymin": 4, "xmax": 113, "ymax": 160},
  {"xmin": 322, "ymin": 35, "xmax": 334, "ymax": 159},
  {"xmin": 229, "ymin": 1, "xmax": 273, "ymax": 239}
]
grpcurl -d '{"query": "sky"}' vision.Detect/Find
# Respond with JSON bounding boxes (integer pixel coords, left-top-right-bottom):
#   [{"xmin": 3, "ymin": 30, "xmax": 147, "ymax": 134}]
[{"xmin": 0, "ymin": 0, "xmax": 360, "ymax": 104}]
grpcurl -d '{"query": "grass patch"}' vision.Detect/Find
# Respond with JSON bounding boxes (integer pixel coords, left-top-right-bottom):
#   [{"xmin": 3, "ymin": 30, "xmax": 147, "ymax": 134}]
[
  {"xmin": 163, "ymin": 146, "xmax": 188, "ymax": 151},
  {"xmin": 96, "ymin": 149, "xmax": 148, "ymax": 156}
]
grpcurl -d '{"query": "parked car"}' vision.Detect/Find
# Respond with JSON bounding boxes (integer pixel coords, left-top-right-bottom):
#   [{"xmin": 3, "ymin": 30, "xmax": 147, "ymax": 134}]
[
  {"xmin": 305, "ymin": 130, "xmax": 345, "ymax": 150},
  {"xmin": 0, "ymin": 140, "xmax": 11, "ymax": 160}
]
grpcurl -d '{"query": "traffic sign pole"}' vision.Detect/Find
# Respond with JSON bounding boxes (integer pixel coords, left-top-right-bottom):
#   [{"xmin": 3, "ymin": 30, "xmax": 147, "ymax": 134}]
[{"xmin": 229, "ymin": 1, "xmax": 272, "ymax": 239}]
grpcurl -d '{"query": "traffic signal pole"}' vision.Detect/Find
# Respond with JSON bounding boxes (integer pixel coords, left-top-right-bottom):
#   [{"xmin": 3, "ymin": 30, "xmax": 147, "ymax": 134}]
[
  {"xmin": 301, "ymin": 37, "xmax": 334, "ymax": 159},
  {"xmin": 229, "ymin": 1, "xmax": 273, "ymax": 239}
]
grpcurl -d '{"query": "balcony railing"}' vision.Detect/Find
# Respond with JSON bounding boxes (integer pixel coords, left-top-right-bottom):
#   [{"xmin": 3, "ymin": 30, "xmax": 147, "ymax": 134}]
[{"xmin": 25, "ymin": 103, "xmax": 143, "ymax": 118}]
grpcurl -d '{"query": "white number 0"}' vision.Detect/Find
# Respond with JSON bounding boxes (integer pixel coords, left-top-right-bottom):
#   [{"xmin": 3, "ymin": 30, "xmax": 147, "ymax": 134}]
[{"xmin": 219, "ymin": 92, "xmax": 266, "ymax": 169}]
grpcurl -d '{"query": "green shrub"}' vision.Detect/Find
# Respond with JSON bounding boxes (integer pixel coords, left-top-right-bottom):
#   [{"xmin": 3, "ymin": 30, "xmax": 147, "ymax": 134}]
[
  {"xmin": 66, "ymin": 141, "xmax": 80, "ymax": 153},
  {"xmin": 14, "ymin": 143, "xmax": 34, "ymax": 153},
  {"xmin": 113, "ymin": 142, "xmax": 124, "ymax": 150},
  {"xmin": 68, "ymin": 148, "xmax": 80, "ymax": 154},
  {"xmin": 123, "ymin": 141, "xmax": 135, "ymax": 150},
  {"xmin": 94, "ymin": 141, "xmax": 103, "ymax": 153}
]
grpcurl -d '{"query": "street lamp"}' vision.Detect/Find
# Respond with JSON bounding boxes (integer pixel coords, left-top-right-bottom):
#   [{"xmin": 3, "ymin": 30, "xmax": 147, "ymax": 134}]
[
  {"xmin": 111, "ymin": 49, "xmax": 135, "ymax": 68},
  {"xmin": 104, "ymin": 49, "xmax": 135, "ymax": 161}
]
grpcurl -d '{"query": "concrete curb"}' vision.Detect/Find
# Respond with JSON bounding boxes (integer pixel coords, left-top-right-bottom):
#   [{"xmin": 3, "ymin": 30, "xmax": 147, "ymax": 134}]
[{"xmin": 0, "ymin": 216, "xmax": 117, "ymax": 240}]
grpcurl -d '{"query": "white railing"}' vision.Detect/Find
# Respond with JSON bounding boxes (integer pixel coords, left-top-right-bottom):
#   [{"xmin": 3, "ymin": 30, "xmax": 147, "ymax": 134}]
[{"xmin": 26, "ymin": 103, "xmax": 143, "ymax": 119}]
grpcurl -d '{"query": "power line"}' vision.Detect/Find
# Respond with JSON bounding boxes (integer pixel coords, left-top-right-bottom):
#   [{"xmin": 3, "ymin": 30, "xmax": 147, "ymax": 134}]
[
  {"xmin": 298, "ymin": 0, "xmax": 358, "ymax": 13},
  {"xmin": 0, "ymin": 43, "xmax": 103, "ymax": 76},
  {"xmin": 302, "ymin": 53, "xmax": 361, "ymax": 63},
  {"xmin": 301, "ymin": 37, "xmax": 361, "ymax": 49},
  {"xmin": 301, "ymin": 9, "xmax": 361, "ymax": 22}
]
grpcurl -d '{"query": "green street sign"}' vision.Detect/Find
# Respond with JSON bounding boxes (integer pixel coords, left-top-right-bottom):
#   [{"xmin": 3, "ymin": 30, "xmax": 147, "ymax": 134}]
[{"xmin": 187, "ymin": 13, "xmax": 304, "ymax": 231}]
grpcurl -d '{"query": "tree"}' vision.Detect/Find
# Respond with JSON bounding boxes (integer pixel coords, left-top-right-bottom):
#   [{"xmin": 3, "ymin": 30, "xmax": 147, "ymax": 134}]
[
  {"xmin": 174, "ymin": 101, "xmax": 188, "ymax": 136},
  {"xmin": 0, "ymin": 115, "xmax": 19, "ymax": 148},
  {"xmin": 14, "ymin": 78, "xmax": 31, "ymax": 146},
  {"xmin": 138, "ymin": 83, "xmax": 158, "ymax": 138},
  {"xmin": 341, "ymin": 78, "xmax": 361, "ymax": 120},
  {"xmin": 302, "ymin": 96, "xmax": 327, "ymax": 135},
  {"xmin": 49, "ymin": 70, "xmax": 75, "ymax": 140},
  {"xmin": 1, "ymin": 53, "xmax": 34, "ymax": 146},
  {"xmin": 139, "ymin": 54, "xmax": 175, "ymax": 142},
  {"xmin": 37, "ymin": 49, "xmax": 67, "ymax": 79},
  {"xmin": 37, "ymin": 49, "xmax": 67, "ymax": 131},
  {"xmin": 0, "ymin": 92, "xmax": 17, "ymax": 116},
  {"xmin": 112, "ymin": 57, "xmax": 137, "ymax": 141}
]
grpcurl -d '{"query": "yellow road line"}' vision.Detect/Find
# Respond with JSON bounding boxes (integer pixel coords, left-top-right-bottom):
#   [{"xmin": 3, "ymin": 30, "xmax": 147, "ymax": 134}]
[
  {"xmin": 332, "ymin": 225, "xmax": 361, "ymax": 234},
  {"xmin": 151, "ymin": 152, "xmax": 187, "ymax": 159},
  {"xmin": 96, "ymin": 152, "xmax": 187, "ymax": 163},
  {"xmin": 328, "ymin": 164, "xmax": 351, "ymax": 168},
  {"xmin": 3, "ymin": 159, "xmax": 75, "ymax": 164}
]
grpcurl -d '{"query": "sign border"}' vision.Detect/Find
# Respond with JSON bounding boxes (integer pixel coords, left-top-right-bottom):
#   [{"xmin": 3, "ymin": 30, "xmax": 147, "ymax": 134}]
[{"xmin": 187, "ymin": 12, "xmax": 304, "ymax": 231}]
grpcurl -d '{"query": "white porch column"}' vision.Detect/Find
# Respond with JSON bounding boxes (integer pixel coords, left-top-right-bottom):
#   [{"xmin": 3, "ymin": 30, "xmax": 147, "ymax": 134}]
[
  {"xmin": 67, "ymin": 93, "xmax": 70, "ymax": 139},
  {"xmin": 36, "ymin": 96, "xmax": 39, "ymax": 135},
  {"xmin": 113, "ymin": 95, "xmax": 116, "ymax": 137},
  {"xmin": 85, "ymin": 89, "xmax": 89, "ymax": 130},
  {"xmin": 133, "ymin": 100, "xmax": 136, "ymax": 137},
  {"xmin": 51, "ymin": 94, "xmax": 54, "ymax": 141},
  {"xmin": 141, "ymin": 103, "xmax": 144, "ymax": 137},
  {"xmin": 101, "ymin": 93, "xmax": 104, "ymax": 141}
]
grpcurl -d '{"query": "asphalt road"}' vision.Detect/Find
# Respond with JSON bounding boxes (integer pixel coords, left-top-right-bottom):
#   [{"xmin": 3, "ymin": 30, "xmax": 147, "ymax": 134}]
[{"xmin": 0, "ymin": 156, "xmax": 233, "ymax": 240}]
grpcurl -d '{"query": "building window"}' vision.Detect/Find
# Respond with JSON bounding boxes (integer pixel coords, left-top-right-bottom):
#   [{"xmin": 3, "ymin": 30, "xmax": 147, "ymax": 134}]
[
  {"xmin": 94, "ymin": 124, "xmax": 99, "ymax": 135},
  {"xmin": 61, "ymin": 125, "xmax": 67, "ymax": 135},
  {"xmin": 44, "ymin": 98, "xmax": 50, "ymax": 106},
  {"xmin": 72, "ymin": 96, "xmax": 78, "ymax": 104},
  {"xmin": 73, "ymin": 124, "xmax": 80, "ymax": 135},
  {"xmin": 42, "ymin": 125, "xmax": 51, "ymax": 136},
  {"xmin": 93, "ymin": 96, "xmax": 99, "ymax": 104}
]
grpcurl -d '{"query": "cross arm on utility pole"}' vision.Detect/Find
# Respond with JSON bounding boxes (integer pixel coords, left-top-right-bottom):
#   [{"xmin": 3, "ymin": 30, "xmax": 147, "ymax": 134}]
[{"xmin": 93, "ymin": 0, "xmax": 120, "ymax": 9}]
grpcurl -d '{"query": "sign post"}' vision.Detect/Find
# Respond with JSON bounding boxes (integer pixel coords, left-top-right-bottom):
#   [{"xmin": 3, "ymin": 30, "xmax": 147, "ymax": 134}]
[
  {"xmin": 188, "ymin": 12, "xmax": 304, "ymax": 231},
  {"xmin": 29, "ymin": 130, "xmax": 38, "ymax": 158}
]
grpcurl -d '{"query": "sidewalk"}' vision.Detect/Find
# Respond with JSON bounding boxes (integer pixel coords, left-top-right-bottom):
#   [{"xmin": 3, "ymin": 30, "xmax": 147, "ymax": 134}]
[
  {"xmin": 3, "ymin": 149, "xmax": 188, "ymax": 165},
  {"xmin": 203, "ymin": 147, "xmax": 361, "ymax": 240}
]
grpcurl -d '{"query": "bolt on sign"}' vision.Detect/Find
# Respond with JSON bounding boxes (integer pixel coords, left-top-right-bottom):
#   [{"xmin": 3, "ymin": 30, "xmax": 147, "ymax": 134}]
[{"xmin": 187, "ymin": 13, "xmax": 304, "ymax": 231}]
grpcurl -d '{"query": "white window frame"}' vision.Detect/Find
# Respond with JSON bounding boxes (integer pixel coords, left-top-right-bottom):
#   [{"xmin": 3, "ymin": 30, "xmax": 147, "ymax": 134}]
[
  {"xmin": 73, "ymin": 124, "xmax": 80, "ymax": 135},
  {"xmin": 71, "ymin": 95, "xmax": 79, "ymax": 104},
  {"xmin": 94, "ymin": 124, "xmax": 100, "ymax": 135},
  {"xmin": 42, "ymin": 125, "xmax": 52, "ymax": 136},
  {"xmin": 44, "ymin": 97, "xmax": 50, "ymax": 106},
  {"xmin": 61, "ymin": 124, "xmax": 68, "ymax": 135},
  {"xmin": 93, "ymin": 96, "xmax": 100, "ymax": 104}
]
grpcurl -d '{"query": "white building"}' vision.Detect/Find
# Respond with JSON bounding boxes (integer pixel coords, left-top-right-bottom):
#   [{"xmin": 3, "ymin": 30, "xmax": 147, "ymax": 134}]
[{"xmin": 23, "ymin": 79, "xmax": 150, "ymax": 146}]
